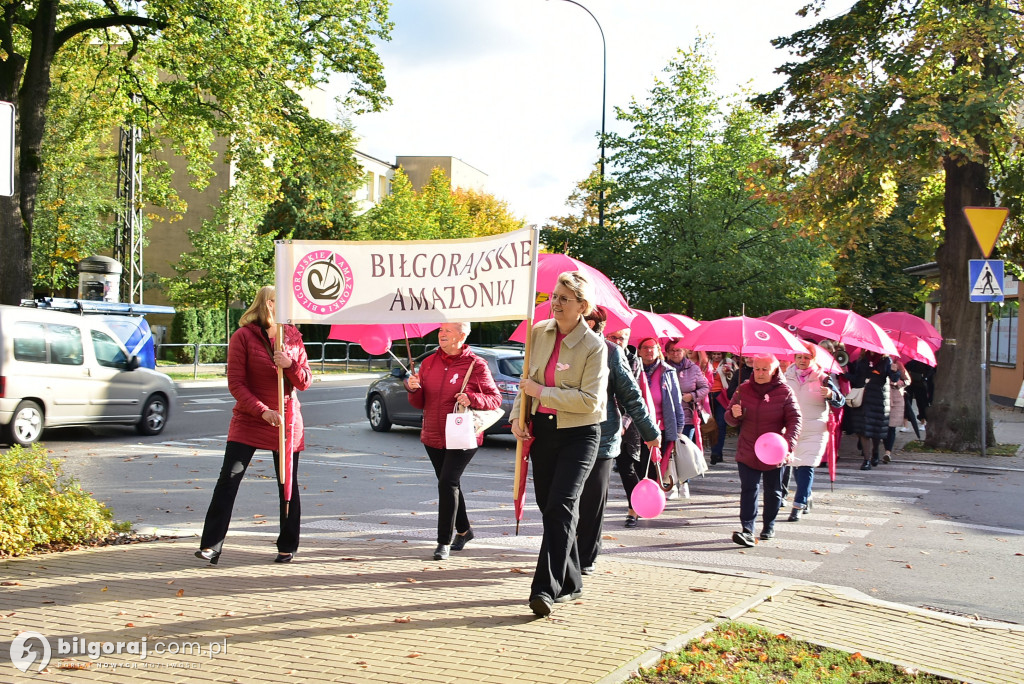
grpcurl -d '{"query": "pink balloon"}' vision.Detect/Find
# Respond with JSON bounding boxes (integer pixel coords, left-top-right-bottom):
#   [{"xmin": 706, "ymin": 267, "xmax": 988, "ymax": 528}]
[
  {"xmin": 630, "ymin": 478, "xmax": 666, "ymax": 519},
  {"xmin": 754, "ymin": 432, "xmax": 788, "ymax": 466},
  {"xmin": 361, "ymin": 334, "xmax": 391, "ymax": 356}
]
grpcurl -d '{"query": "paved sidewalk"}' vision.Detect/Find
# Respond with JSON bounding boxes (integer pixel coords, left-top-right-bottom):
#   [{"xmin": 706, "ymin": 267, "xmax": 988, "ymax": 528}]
[{"xmin": 3, "ymin": 535, "xmax": 1023, "ymax": 683}]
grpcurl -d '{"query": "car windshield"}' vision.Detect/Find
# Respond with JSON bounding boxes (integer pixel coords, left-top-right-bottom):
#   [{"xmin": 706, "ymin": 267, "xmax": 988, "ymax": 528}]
[{"xmin": 497, "ymin": 356, "xmax": 524, "ymax": 377}]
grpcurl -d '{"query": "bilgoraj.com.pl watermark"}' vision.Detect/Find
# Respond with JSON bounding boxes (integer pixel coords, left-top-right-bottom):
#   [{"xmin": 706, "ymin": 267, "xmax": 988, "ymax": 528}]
[{"xmin": 9, "ymin": 631, "xmax": 227, "ymax": 673}]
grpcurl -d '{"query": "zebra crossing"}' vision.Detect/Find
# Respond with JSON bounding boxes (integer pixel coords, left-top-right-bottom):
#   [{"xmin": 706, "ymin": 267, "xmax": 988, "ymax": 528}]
[{"xmin": 302, "ymin": 460, "xmax": 955, "ymax": 576}]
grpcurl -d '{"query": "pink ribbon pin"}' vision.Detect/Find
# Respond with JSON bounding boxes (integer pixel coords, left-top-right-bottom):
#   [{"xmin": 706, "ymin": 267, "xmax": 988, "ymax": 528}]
[{"xmin": 556, "ymin": 363, "xmax": 570, "ymax": 371}]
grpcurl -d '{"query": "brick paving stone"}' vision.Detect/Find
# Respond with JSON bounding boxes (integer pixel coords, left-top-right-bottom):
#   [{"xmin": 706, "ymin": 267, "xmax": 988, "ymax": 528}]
[{"xmin": 2, "ymin": 538, "xmax": 1021, "ymax": 684}]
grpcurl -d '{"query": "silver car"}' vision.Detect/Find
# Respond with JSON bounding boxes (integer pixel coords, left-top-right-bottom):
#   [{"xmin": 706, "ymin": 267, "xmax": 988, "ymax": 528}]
[
  {"xmin": 365, "ymin": 345, "xmax": 523, "ymax": 434},
  {"xmin": 0, "ymin": 305, "xmax": 177, "ymax": 446}
]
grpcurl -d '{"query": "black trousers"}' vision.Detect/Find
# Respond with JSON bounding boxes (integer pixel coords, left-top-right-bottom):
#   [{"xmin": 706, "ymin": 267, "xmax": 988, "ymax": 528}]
[
  {"xmin": 577, "ymin": 457, "xmax": 614, "ymax": 569},
  {"xmin": 529, "ymin": 413, "xmax": 599, "ymax": 601},
  {"xmin": 200, "ymin": 441, "xmax": 301, "ymax": 554},
  {"xmin": 424, "ymin": 445, "xmax": 477, "ymax": 544},
  {"xmin": 615, "ymin": 423, "xmax": 644, "ymax": 504}
]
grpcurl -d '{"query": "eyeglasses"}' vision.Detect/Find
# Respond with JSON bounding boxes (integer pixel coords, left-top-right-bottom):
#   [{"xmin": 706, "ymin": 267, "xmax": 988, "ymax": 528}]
[
  {"xmin": 666, "ymin": 348, "xmax": 685, "ymax": 354},
  {"xmin": 550, "ymin": 294, "xmax": 580, "ymax": 305},
  {"xmin": 639, "ymin": 345, "xmax": 658, "ymax": 351},
  {"xmin": 606, "ymin": 335, "xmax": 626, "ymax": 342}
]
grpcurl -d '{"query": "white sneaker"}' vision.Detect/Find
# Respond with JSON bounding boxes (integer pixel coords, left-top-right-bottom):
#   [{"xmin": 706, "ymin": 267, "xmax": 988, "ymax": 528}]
[
  {"xmin": 666, "ymin": 484, "xmax": 679, "ymax": 501},
  {"xmin": 899, "ymin": 427, "xmax": 909, "ymax": 432},
  {"xmin": 682, "ymin": 482, "xmax": 690, "ymax": 499}
]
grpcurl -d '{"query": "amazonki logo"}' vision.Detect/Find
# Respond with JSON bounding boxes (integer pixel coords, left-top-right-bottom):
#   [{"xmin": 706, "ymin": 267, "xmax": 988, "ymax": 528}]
[{"xmin": 292, "ymin": 250, "xmax": 354, "ymax": 315}]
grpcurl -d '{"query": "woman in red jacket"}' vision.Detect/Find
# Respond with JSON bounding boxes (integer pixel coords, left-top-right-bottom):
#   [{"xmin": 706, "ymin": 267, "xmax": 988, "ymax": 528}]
[
  {"xmin": 195, "ymin": 286, "xmax": 312, "ymax": 565},
  {"xmin": 725, "ymin": 354, "xmax": 802, "ymax": 547},
  {"xmin": 405, "ymin": 322, "xmax": 502, "ymax": 561}
]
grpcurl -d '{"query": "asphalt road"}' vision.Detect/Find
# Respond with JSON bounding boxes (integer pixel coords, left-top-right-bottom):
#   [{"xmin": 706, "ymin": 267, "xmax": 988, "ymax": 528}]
[{"xmin": 29, "ymin": 377, "xmax": 1024, "ymax": 625}]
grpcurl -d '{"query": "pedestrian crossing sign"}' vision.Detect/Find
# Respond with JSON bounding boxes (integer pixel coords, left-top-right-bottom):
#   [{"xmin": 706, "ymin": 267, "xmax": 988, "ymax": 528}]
[{"xmin": 969, "ymin": 259, "xmax": 1004, "ymax": 303}]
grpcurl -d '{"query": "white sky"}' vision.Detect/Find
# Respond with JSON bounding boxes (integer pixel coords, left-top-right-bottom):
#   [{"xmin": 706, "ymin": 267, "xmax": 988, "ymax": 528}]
[{"xmin": 309, "ymin": 0, "xmax": 849, "ymax": 227}]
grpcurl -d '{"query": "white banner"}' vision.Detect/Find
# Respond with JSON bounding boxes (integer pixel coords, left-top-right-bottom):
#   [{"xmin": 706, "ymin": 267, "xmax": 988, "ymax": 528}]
[{"xmin": 275, "ymin": 228, "xmax": 538, "ymax": 325}]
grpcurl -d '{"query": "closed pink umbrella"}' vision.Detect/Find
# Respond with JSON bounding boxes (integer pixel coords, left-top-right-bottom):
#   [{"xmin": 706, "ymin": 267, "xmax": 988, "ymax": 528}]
[
  {"xmin": 627, "ymin": 309, "xmax": 688, "ymax": 346},
  {"xmin": 509, "ymin": 301, "xmax": 634, "ymax": 343},
  {"xmin": 869, "ymin": 312, "xmax": 942, "ymax": 351},
  {"xmin": 785, "ymin": 308, "xmax": 899, "ymax": 356},
  {"xmin": 680, "ymin": 316, "xmax": 807, "ymax": 356}
]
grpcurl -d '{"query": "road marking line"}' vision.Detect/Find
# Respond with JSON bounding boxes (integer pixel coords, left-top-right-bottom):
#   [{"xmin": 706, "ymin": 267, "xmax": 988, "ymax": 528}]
[{"xmin": 924, "ymin": 520, "xmax": 1024, "ymax": 535}]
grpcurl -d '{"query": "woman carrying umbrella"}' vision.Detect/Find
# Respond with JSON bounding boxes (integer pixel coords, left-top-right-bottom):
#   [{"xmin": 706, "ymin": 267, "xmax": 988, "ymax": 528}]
[
  {"xmin": 195, "ymin": 286, "xmax": 311, "ymax": 565},
  {"xmin": 511, "ymin": 271, "xmax": 608, "ymax": 617},
  {"xmin": 636, "ymin": 337, "xmax": 688, "ymax": 503},
  {"xmin": 405, "ymin": 322, "xmax": 502, "ymax": 561},
  {"xmin": 726, "ymin": 354, "xmax": 802, "ymax": 546},
  {"xmin": 845, "ymin": 351, "xmax": 900, "ymax": 470},
  {"xmin": 783, "ymin": 341, "xmax": 845, "ymax": 522}
]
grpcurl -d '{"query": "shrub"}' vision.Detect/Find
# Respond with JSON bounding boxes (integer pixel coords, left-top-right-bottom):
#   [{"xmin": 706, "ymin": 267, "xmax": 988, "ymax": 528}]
[{"xmin": 0, "ymin": 443, "xmax": 115, "ymax": 556}]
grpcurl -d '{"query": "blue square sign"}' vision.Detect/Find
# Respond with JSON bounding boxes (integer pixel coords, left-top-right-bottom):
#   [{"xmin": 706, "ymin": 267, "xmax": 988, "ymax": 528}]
[{"xmin": 969, "ymin": 259, "xmax": 1004, "ymax": 303}]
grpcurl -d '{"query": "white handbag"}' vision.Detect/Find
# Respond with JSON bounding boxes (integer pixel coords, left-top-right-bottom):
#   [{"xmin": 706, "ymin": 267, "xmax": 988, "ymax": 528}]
[
  {"xmin": 673, "ymin": 434, "xmax": 708, "ymax": 482},
  {"xmin": 445, "ymin": 408, "xmax": 478, "ymax": 450},
  {"xmin": 846, "ymin": 386, "xmax": 865, "ymax": 408},
  {"xmin": 444, "ymin": 360, "xmax": 503, "ymax": 449}
]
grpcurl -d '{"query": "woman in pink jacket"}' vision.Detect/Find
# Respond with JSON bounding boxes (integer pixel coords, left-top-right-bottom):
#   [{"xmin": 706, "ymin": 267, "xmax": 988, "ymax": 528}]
[
  {"xmin": 196, "ymin": 286, "xmax": 312, "ymax": 565},
  {"xmin": 725, "ymin": 354, "xmax": 801, "ymax": 547},
  {"xmin": 406, "ymin": 322, "xmax": 501, "ymax": 561}
]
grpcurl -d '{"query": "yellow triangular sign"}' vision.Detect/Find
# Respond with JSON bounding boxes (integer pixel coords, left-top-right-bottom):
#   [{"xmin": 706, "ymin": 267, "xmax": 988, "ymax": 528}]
[{"xmin": 963, "ymin": 206, "xmax": 1009, "ymax": 258}]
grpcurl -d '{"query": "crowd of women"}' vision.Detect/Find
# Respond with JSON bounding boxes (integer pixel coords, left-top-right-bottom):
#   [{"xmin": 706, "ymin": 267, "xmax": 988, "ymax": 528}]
[{"xmin": 192, "ymin": 277, "xmax": 935, "ymax": 619}]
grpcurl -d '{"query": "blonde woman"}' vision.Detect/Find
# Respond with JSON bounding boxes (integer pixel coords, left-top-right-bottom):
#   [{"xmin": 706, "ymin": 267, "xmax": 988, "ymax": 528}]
[
  {"xmin": 511, "ymin": 271, "xmax": 608, "ymax": 617},
  {"xmin": 196, "ymin": 286, "xmax": 312, "ymax": 565}
]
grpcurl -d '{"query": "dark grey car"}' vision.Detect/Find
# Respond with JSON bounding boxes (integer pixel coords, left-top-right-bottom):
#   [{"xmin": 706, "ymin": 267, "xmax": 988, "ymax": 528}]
[{"xmin": 364, "ymin": 345, "xmax": 523, "ymax": 434}]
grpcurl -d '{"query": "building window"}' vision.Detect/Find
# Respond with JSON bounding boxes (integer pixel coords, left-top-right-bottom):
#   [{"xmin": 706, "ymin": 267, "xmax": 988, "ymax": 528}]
[
  {"xmin": 365, "ymin": 172, "xmax": 375, "ymax": 202},
  {"xmin": 990, "ymin": 300, "xmax": 1018, "ymax": 366},
  {"xmin": 378, "ymin": 175, "xmax": 390, "ymax": 199}
]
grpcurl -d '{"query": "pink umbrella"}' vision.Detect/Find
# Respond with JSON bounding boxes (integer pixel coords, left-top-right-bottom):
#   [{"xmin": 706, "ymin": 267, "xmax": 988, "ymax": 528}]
[
  {"xmin": 627, "ymin": 309, "xmax": 689, "ymax": 346},
  {"xmin": 661, "ymin": 313, "xmax": 701, "ymax": 334},
  {"xmin": 887, "ymin": 330, "xmax": 937, "ymax": 366},
  {"xmin": 678, "ymin": 316, "xmax": 807, "ymax": 356},
  {"xmin": 329, "ymin": 323, "xmax": 441, "ymax": 370},
  {"xmin": 785, "ymin": 308, "xmax": 899, "ymax": 356},
  {"xmin": 762, "ymin": 308, "xmax": 803, "ymax": 333},
  {"xmin": 536, "ymin": 253, "xmax": 631, "ymax": 309},
  {"xmin": 869, "ymin": 312, "xmax": 942, "ymax": 351},
  {"xmin": 508, "ymin": 301, "xmax": 634, "ymax": 343}
]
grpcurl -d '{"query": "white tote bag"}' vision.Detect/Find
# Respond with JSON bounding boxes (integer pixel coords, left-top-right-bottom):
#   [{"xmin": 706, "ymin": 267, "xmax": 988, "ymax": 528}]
[
  {"xmin": 445, "ymin": 406, "xmax": 478, "ymax": 450},
  {"xmin": 673, "ymin": 434, "xmax": 709, "ymax": 482}
]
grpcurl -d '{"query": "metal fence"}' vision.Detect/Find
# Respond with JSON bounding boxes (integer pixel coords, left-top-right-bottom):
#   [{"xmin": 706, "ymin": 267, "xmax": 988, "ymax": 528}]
[{"xmin": 156, "ymin": 341, "xmax": 439, "ymax": 379}]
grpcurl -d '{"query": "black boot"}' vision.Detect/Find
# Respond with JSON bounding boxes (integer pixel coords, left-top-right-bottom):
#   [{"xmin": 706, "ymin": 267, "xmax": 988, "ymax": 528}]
[{"xmin": 860, "ymin": 460, "xmax": 872, "ymax": 470}]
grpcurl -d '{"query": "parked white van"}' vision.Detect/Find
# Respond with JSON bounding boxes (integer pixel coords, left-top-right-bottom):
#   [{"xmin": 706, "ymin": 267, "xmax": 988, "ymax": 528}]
[{"xmin": 0, "ymin": 305, "xmax": 177, "ymax": 446}]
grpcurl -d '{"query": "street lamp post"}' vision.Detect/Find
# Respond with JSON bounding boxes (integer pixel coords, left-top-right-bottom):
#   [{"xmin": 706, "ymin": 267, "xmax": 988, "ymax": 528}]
[{"xmin": 553, "ymin": 0, "xmax": 606, "ymax": 231}]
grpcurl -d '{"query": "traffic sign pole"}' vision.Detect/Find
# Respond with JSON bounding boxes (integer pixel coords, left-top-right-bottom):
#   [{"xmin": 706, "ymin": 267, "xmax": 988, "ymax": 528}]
[{"xmin": 981, "ymin": 303, "xmax": 987, "ymax": 458}]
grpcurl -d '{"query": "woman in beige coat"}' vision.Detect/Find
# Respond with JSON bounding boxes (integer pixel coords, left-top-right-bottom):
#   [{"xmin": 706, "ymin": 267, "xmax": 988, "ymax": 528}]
[{"xmin": 511, "ymin": 271, "xmax": 608, "ymax": 617}]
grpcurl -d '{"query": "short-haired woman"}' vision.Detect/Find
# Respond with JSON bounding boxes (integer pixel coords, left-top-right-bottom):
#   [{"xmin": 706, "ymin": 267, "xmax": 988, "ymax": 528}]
[
  {"xmin": 196, "ymin": 286, "xmax": 312, "ymax": 565},
  {"xmin": 511, "ymin": 271, "xmax": 608, "ymax": 617},
  {"xmin": 405, "ymin": 321, "xmax": 502, "ymax": 560},
  {"xmin": 726, "ymin": 353, "xmax": 802, "ymax": 547}
]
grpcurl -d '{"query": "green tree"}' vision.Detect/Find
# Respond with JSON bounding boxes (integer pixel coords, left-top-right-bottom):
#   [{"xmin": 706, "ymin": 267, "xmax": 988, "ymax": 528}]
[
  {"xmin": 165, "ymin": 185, "xmax": 273, "ymax": 342},
  {"xmin": 753, "ymin": 0, "xmax": 1024, "ymax": 450},
  {"xmin": 0, "ymin": 0, "xmax": 391, "ymax": 306},
  {"xmin": 545, "ymin": 42, "xmax": 836, "ymax": 320},
  {"xmin": 261, "ymin": 119, "xmax": 365, "ymax": 242},
  {"xmin": 358, "ymin": 167, "xmax": 524, "ymax": 241}
]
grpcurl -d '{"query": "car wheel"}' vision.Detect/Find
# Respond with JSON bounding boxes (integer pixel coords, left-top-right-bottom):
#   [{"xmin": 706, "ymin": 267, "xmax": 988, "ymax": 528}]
[
  {"xmin": 368, "ymin": 394, "xmax": 392, "ymax": 432},
  {"xmin": 7, "ymin": 400, "xmax": 44, "ymax": 446},
  {"xmin": 137, "ymin": 394, "xmax": 169, "ymax": 436}
]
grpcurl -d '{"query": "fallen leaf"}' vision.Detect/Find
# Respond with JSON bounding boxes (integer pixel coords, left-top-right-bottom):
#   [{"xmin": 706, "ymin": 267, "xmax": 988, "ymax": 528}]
[
  {"xmin": 222, "ymin": 611, "xmax": 235, "ymax": 617},
  {"xmin": 0, "ymin": 581, "xmax": 21, "ymax": 586},
  {"xmin": 905, "ymin": 564, "xmax": 913, "ymax": 569},
  {"xmin": 253, "ymin": 514, "xmax": 266, "ymax": 519},
  {"xmin": 406, "ymin": 578, "xmax": 419, "ymax": 583},
  {"xmin": 101, "ymin": 586, "xmax": 108, "ymax": 592},
  {"xmin": 176, "ymin": 589, "xmax": 185, "ymax": 597},
  {"xmin": 166, "ymin": 580, "xmax": 175, "ymax": 585},
  {"xmin": 124, "ymin": 622, "xmax": 134, "ymax": 627},
  {"xmin": 689, "ymin": 587, "xmax": 712, "ymax": 592},
  {"xmin": 510, "ymin": 568, "xmax": 526, "ymax": 574},
  {"xmin": 394, "ymin": 616, "xmax": 412, "ymax": 623},
  {"xmin": 406, "ymin": 652, "xmax": 422, "ymax": 658}
]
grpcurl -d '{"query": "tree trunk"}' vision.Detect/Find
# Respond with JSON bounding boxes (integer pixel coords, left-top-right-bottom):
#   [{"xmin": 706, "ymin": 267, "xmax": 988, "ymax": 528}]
[
  {"xmin": 0, "ymin": 1, "xmax": 57, "ymax": 305},
  {"xmin": 926, "ymin": 156, "xmax": 997, "ymax": 451}
]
